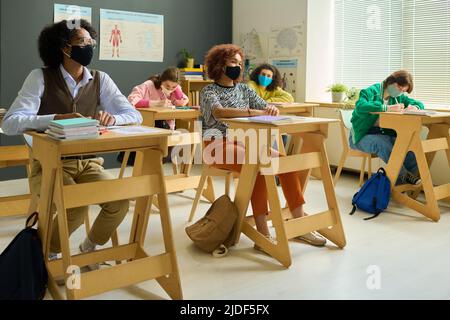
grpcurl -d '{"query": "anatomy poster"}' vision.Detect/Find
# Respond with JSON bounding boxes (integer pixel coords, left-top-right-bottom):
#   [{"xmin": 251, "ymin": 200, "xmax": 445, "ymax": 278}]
[
  {"xmin": 99, "ymin": 9, "xmax": 164, "ymax": 62},
  {"xmin": 54, "ymin": 4, "xmax": 92, "ymax": 23}
]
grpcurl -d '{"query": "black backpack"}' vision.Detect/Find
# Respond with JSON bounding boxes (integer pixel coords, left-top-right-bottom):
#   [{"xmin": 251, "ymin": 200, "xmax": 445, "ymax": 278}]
[{"xmin": 0, "ymin": 212, "xmax": 48, "ymax": 300}]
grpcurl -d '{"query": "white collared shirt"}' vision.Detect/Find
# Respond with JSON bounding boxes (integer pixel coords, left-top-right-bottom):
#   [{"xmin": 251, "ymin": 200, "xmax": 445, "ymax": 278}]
[{"xmin": 1, "ymin": 64, "xmax": 142, "ymax": 136}]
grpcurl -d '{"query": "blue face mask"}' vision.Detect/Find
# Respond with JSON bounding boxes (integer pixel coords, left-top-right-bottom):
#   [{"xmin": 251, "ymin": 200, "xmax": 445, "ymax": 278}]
[
  {"xmin": 387, "ymin": 84, "xmax": 402, "ymax": 98},
  {"xmin": 258, "ymin": 75, "xmax": 273, "ymax": 87}
]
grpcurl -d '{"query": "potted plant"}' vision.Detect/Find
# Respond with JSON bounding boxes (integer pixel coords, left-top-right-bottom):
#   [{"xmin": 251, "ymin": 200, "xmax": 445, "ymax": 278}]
[
  {"xmin": 327, "ymin": 83, "xmax": 348, "ymax": 103},
  {"xmin": 343, "ymin": 87, "xmax": 360, "ymax": 109},
  {"xmin": 179, "ymin": 48, "xmax": 194, "ymax": 68}
]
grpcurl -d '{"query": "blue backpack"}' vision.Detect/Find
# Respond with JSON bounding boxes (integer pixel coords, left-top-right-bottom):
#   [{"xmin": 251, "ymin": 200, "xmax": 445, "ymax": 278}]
[{"xmin": 350, "ymin": 168, "xmax": 391, "ymax": 220}]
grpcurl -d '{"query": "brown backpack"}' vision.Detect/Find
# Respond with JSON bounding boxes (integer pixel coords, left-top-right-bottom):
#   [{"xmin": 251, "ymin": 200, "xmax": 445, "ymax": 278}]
[{"xmin": 185, "ymin": 195, "xmax": 238, "ymax": 257}]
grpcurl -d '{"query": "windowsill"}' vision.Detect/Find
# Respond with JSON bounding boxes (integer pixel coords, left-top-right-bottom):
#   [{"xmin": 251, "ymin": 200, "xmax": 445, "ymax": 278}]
[{"xmin": 306, "ymin": 101, "xmax": 450, "ymax": 112}]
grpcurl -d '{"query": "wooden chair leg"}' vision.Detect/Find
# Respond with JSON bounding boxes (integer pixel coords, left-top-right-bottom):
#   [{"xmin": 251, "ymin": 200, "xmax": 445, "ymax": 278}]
[
  {"xmin": 367, "ymin": 156, "xmax": 373, "ymax": 179},
  {"xmin": 188, "ymin": 170, "xmax": 209, "ymax": 222},
  {"xmin": 202, "ymin": 176, "xmax": 216, "ymax": 203},
  {"xmin": 334, "ymin": 152, "xmax": 347, "ymax": 185},
  {"xmin": 225, "ymin": 173, "xmax": 232, "ymax": 197},
  {"xmin": 111, "ymin": 229, "xmax": 121, "ymax": 265},
  {"xmin": 118, "ymin": 151, "xmax": 130, "ymax": 179},
  {"xmin": 84, "ymin": 211, "xmax": 91, "ymax": 237},
  {"xmin": 359, "ymin": 156, "xmax": 367, "ymax": 187}
]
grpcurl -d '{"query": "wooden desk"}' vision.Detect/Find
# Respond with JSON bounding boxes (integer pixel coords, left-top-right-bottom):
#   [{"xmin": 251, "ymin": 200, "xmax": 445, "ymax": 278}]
[
  {"xmin": 377, "ymin": 112, "xmax": 450, "ymax": 221},
  {"xmin": 180, "ymin": 80, "xmax": 213, "ymax": 106},
  {"xmin": 139, "ymin": 107, "xmax": 200, "ymax": 130},
  {"xmin": 0, "ymin": 128, "xmax": 32, "ymax": 218},
  {"xmin": 307, "ymin": 101, "xmax": 450, "ymax": 113},
  {"xmin": 223, "ymin": 117, "xmax": 346, "ymax": 267},
  {"xmin": 134, "ymin": 107, "xmax": 215, "ymax": 203},
  {"xmin": 273, "ymin": 102, "xmax": 318, "ymax": 117},
  {"xmin": 29, "ymin": 129, "xmax": 182, "ymax": 300}
]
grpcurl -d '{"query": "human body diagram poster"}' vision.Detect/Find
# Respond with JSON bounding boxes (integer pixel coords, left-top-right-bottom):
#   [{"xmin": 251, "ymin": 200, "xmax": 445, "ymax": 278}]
[{"xmin": 99, "ymin": 9, "xmax": 164, "ymax": 62}]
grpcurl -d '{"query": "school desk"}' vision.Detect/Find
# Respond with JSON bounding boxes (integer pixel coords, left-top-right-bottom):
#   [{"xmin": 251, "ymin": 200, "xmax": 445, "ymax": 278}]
[
  {"xmin": 222, "ymin": 117, "xmax": 347, "ymax": 267},
  {"xmin": 28, "ymin": 128, "xmax": 182, "ymax": 300},
  {"xmin": 376, "ymin": 112, "xmax": 450, "ymax": 221}
]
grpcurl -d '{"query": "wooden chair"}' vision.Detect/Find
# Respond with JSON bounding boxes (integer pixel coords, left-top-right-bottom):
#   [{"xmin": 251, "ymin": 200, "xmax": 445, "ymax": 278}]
[
  {"xmin": 0, "ymin": 144, "xmax": 33, "ymax": 218},
  {"xmin": 188, "ymin": 165, "xmax": 238, "ymax": 222},
  {"xmin": 334, "ymin": 109, "xmax": 378, "ymax": 186}
]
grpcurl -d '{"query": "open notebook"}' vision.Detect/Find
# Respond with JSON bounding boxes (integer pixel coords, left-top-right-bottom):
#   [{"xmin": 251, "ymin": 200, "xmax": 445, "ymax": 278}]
[
  {"xmin": 401, "ymin": 109, "xmax": 450, "ymax": 117},
  {"xmin": 245, "ymin": 115, "xmax": 294, "ymax": 124}
]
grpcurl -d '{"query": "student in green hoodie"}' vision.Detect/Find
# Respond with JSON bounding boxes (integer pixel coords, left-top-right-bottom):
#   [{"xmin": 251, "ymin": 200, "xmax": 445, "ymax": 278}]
[{"xmin": 349, "ymin": 70, "xmax": 424, "ymax": 185}]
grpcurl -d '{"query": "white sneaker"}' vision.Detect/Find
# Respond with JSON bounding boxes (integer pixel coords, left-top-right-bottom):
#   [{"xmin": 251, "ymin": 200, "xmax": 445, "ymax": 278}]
[
  {"xmin": 78, "ymin": 244, "xmax": 100, "ymax": 271},
  {"xmin": 254, "ymin": 235, "xmax": 277, "ymax": 255},
  {"xmin": 295, "ymin": 232, "xmax": 327, "ymax": 247}
]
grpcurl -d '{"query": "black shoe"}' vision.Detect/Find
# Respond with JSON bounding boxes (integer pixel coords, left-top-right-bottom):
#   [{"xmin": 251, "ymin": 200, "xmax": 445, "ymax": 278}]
[{"xmin": 400, "ymin": 172, "xmax": 422, "ymax": 185}]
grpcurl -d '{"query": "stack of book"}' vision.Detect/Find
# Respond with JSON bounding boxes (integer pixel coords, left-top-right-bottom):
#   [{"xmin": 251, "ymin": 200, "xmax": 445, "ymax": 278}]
[
  {"xmin": 46, "ymin": 118, "xmax": 99, "ymax": 140},
  {"xmin": 0, "ymin": 108, "xmax": 6, "ymax": 126},
  {"xmin": 179, "ymin": 67, "xmax": 204, "ymax": 80}
]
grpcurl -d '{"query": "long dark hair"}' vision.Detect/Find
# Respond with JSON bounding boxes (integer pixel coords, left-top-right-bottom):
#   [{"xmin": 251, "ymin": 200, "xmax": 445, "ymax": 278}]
[
  {"xmin": 383, "ymin": 70, "xmax": 414, "ymax": 94},
  {"xmin": 149, "ymin": 67, "xmax": 180, "ymax": 89},
  {"xmin": 249, "ymin": 63, "xmax": 282, "ymax": 91}
]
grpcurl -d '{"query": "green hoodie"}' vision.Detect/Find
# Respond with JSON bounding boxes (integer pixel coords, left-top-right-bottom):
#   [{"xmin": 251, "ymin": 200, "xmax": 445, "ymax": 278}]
[{"xmin": 350, "ymin": 83, "xmax": 425, "ymax": 144}]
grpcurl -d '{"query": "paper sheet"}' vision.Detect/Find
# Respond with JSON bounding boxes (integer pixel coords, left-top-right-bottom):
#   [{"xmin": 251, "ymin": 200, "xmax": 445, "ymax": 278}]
[{"xmin": 112, "ymin": 126, "xmax": 166, "ymax": 135}]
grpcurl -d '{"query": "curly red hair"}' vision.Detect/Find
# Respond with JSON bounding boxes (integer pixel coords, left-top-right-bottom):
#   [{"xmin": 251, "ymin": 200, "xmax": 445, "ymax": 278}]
[{"xmin": 205, "ymin": 44, "xmax": 245, "ymax": 82}]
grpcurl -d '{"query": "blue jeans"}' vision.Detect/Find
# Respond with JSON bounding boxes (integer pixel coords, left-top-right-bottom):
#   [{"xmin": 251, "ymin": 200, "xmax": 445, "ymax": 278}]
[{"xmin": 349, "ymin": 134, "xmax": 418, "ymax": 179}]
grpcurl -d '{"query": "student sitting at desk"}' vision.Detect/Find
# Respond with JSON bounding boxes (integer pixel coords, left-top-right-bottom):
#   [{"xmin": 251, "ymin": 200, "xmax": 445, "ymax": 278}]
[
  {"xmin": 248, "ymin": 63, "xmax": 294, "ymax": 103},
  {"xmin": 200, "ymin": 44, "xmax": 326, "ymax": 248},
  {"xmin": 128, "ymin": 67, "xmax": 189, "ymax": 130},
  {"xmin": 350, "ymin": 70, "xmax": 425, "ymax": 185},
  {"xmin": 1, "ymin": 20, "xmax": 143, "ymax": 267}
]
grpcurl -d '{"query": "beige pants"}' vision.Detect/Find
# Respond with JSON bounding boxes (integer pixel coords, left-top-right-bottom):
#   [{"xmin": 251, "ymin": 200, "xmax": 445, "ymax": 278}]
[{"xmin": 30, "ymin": 158, "xmax": 129, "ymax": 253}]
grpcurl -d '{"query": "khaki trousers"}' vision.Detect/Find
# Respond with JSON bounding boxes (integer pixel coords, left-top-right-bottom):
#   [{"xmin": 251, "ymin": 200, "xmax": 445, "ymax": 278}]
[{"xmin": 30, "ymin": 158, "xmax": 129, "ymax": 253}]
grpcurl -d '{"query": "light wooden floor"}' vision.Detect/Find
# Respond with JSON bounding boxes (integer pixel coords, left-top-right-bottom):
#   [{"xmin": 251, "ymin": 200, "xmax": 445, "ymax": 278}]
[{"xmin": 1, "ymin": 164, "xmax": 450, "ymax": 300}]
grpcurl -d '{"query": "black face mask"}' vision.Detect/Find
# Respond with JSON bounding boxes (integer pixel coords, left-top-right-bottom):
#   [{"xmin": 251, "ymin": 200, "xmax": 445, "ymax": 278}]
[
  {"xmin": 224, "ymin": 66, "xmax": 241, "ymax": 81},
  {"xmin": 69, "ymin": 45, "xmax": 94, "ymax": 66}
]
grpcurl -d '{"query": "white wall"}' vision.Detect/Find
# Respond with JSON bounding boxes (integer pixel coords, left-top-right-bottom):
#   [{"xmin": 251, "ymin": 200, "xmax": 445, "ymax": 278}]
[
  {"xmin": 232, "ymin": 0, "xmax": 308, "ymax": 101},
  {"xmin": 305, "ymin": 0, "xmax": 335, "ymax": 102}
]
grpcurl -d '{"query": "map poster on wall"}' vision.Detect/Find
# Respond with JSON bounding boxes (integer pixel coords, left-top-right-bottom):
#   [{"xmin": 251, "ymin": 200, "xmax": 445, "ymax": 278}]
[
  {"xmin": 269, "ymin": 24, "xmax": 304, "ymax": 58},
  {"xmin": 99, "ymin": 9, "xmax": 164, "ymax": 62},
  {"xmin": 54, "ymin": 4, "xmax": 92, "ymax": 23},
  {"xmin": 270, "ymin": 59, "xmax": 299, "ymax": 100}
]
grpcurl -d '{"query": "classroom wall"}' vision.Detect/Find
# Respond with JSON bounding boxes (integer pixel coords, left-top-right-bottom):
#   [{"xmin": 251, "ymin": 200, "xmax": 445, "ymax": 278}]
[
  {"xmin": 0, "ymin": 0, "xmax": 232, "ymax": 181},
  {"xmin": 232, "ymin": 0, "xmax": 308, "ymax": 101},
  {"xmin": 305, "ymin": 0, "xmax": 334, "ymax": 102}
]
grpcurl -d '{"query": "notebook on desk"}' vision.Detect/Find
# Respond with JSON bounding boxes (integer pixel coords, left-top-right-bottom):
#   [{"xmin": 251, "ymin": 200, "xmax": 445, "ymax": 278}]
[
  {"xmin": 401, "ymin": 109, "xmax": 450, "ymax": 117},
  {"xmin": 268, "ymin": 102, "xmax": 305, "ymax": 107},
  {"xmin": 246, "ymin": 115, "xmax": 294, "ymax": 124}
]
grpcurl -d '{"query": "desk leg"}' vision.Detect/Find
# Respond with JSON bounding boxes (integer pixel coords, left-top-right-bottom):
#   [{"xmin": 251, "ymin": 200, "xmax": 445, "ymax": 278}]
[
  {"xmin": 392, "ymin": 131, "xmax": 441, "ymax": 221},
  {"xmin": 52, "ymin": 165, "xmax": 76, "ymax": 300},
  {"xmin": 292, "ymin": 134, "xmax": 312, "ymax": 193},
  {"xmin": 313, "ymin": 134, "xmax": 346, "ymax": 247},
  {"xmin": 233, "ymin": 164, "xmax": 259, "ymax": 245},
  {"xmin": 130, "ymin": 151, "xmax": 152, "ymax": 246},
  {"xmin": 426, "ymin": 124, "xmax": 450, "ymax": 204},
  {"xmin": 385, "ymin": 131, "xmax": 415, "ymax": 189},
  {"xmin": 131, "ymin": 147, "xmax": 182, "ymax": 300},
  {"xmin": 300, "ymin": 133, "xmax": 346, "ymax": 248},
  {"xmin": 39, "ymin": 167, "xmax": 57, "ymax": 259}
]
